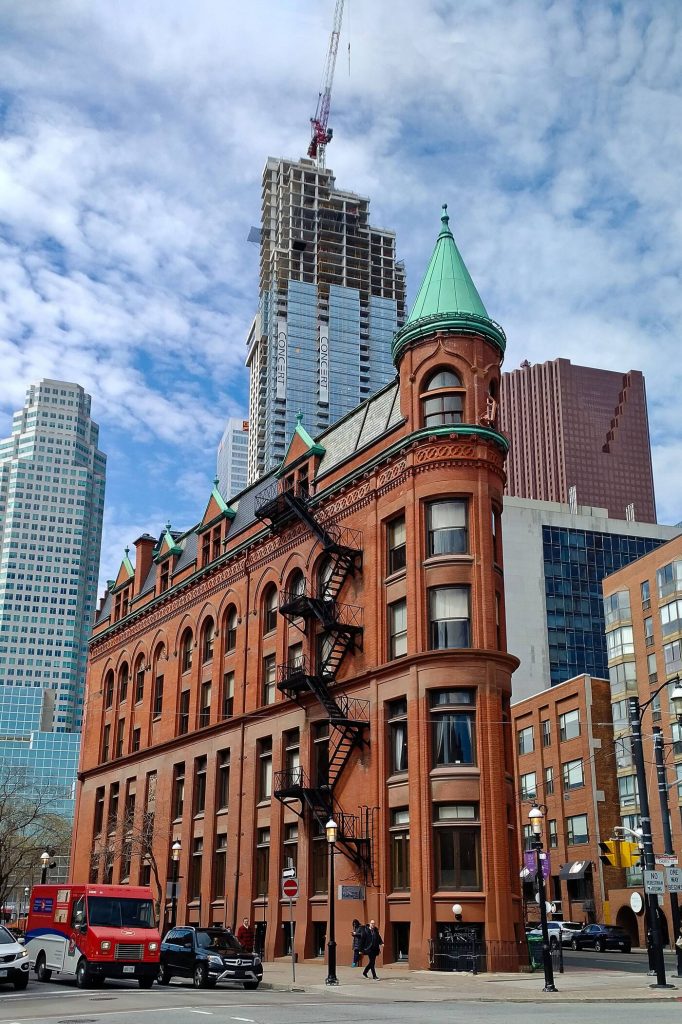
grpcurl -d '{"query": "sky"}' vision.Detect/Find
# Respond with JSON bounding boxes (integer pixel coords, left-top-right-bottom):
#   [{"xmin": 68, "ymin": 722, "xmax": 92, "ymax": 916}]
[{"xmin": 1, "ymin": 0, "xmax": 681, "ymax": 594}]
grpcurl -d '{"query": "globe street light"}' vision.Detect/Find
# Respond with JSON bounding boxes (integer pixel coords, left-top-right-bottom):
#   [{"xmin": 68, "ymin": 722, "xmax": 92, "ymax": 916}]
[
  {"xmin": 325, "ymin": 817, "xmax": 338, "ymax": 985},
  {"xmin": 40, "ymin": 851, "xmax": 50, "ymax": 885},
  {"xmin": 528, "ymin": 803, "xmax": 557, "ymax": 993},
  {"xmin": 170, "ymin": 839, "xmax": 181, "ymax": 930}
]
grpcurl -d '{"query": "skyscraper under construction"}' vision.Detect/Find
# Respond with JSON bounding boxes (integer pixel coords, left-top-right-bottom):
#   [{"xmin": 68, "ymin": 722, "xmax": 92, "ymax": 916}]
[{"xmin": 245, "ymin": 156, "xmax": 406, "ymax": 483}]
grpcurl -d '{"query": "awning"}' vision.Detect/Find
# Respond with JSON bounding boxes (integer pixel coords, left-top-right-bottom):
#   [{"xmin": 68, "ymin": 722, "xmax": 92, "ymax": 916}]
[{"xmin": 559, "ymin": 860, "xmax": 592, "ymax": 880}]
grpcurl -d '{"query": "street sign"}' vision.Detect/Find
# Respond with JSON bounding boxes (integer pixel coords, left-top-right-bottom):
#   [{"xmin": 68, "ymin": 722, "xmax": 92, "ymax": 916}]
[
  {"xmin": 282, "ymin": 877, "xmax": 299, "ymax": 900},
  {"xmin": 643, "ymin": 870, "xmax": 665, "ymax": 895},
  {"xmin": 655, "ymin": 855, "xmax": 678, "ymax": 867},
  {"xmin": 339, "ymin": 885, "xmax": 365, "ymax": 900},
  {"xmin": 666, "ymin": 866, "xmax": 682, "ymax": 893},
  {"xmin": 282, "ymin": 867, "xmax": 296, "ymax": 879}
]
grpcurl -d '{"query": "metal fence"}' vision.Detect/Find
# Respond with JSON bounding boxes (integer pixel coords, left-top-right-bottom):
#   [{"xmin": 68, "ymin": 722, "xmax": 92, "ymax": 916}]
[{"xmin": 429, "ymin": 933, "xmax": 563, "ymax": 974}]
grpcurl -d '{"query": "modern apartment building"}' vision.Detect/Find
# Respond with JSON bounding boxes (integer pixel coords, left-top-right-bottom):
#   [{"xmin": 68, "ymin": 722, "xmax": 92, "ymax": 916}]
[
  {"xmin": 602, "ymin": 533, "xmax": 682, "ymax": 946},
  {"xmin": 503, "ymin": 498, "xmax": 679, "ymax": 700},
  {"xmin": 500, "ymin": 359, "xmax": 656, "ymax": 523},
  {"xmin": 0, "ymin": 380, "xmax": 106, "ymax": 832},
  {"xmin": 245, "ymin": 156, "xmax": 406, "ymax": 483},
  {"xmin": 73, "ymin": 209, "xmax": 523, "ymax": 971},
  {"xmin": 512, "ymin": 674, "xmax": 624, "ymax": 928},
  {"xmin": 216, "ymin": 418, "xmax": 249, "ymax": 500}
]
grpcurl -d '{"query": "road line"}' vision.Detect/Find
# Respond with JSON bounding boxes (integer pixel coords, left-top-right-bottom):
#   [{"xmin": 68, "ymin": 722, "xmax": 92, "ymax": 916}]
[
  {"xmin": 231, "ymin": 1018, "xmax": 255, "ymax": 1022},
  {"xmin": 189, "ymin": 1012, "xmax": 213, "ymax": 1016}
]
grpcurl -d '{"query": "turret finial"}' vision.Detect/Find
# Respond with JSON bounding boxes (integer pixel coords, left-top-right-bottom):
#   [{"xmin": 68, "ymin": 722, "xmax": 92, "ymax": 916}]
[{"xmin": 440, "ymin": 203, "xmax": 450, "ymax": 233}]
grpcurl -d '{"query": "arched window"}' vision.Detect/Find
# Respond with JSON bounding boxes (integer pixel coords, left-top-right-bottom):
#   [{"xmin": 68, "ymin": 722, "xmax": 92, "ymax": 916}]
[
  {"xmin": 224, "ymin": 606, "xmax": 237, "ymax": 653},
  {"xmin": 421, "ymin": 369, "xmax": 464, "ymax": 427},
  {"xmin": 263, "ymin": 584, "xmax": 278, "ymax": 635},
  {"xmin": 134, "ymin": 653, "xmax": 145, "ymax": 703},
  {"xmin": 181, "ymin": 629, "xmax": 194, "ymax": 673},
  {"xmin": 317, "ymin": 557, "xmax": 334, "ymax": 601},
  {"xmin": 288, "ymin": 569, "xmax": 305, "ymax": 600},
  {"xmin": 118, "ymin": 662, "xmax": 129, "ymax": 704},
  {"xmin": 202, "ymin": 617, "xmax": 215, "ymax": 664},
  {"xmin": 104, "ymin": 670, "xmax": 114, "ymax": 709}
]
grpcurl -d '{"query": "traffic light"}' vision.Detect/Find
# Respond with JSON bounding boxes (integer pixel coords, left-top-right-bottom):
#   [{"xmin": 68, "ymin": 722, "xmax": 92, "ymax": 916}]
[
  {"xmin": 599, "ymin": 840, "xmax": 621, "ymax": 867},
  {"xmin": 618, "ymin": 841, "xmax": 641, "ymax": 868}
]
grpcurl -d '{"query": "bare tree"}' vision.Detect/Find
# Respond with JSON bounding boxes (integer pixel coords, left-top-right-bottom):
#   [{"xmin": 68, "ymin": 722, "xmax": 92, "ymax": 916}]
[
  {"xmin": 95, "ymin": 806, "xmax": 173, "ymax": 921},
  {"xmin": 0, "ymin": 767, "xmax": 72, "ymax": 911}
]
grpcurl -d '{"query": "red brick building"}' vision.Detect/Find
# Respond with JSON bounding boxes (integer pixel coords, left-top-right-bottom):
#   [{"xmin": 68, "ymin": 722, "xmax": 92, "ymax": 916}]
[
  {"xmin": 512, "ymin": 674, "xmax": 626, "ymax": 926},
  {"xmin": 500, "ymin": 358, "xmax": 656, "ymax": 523},
  {"xmin": 602, "ymin": 533, "xmax": 682, "ymax": 946},
  {"xmin": 72, "ymin": 208, "xmax": 523, "ymax": 970}
]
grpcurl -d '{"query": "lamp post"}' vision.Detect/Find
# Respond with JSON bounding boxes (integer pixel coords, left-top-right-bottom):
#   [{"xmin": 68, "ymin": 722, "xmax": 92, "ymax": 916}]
[
  {"xmin": 40, "ymin": 851, "xmax": 50, "ymax": 885},
  {"xmin": 23, "ymin": 887, "xmax": 29, "ymax": 921},
  {"xmin": 170, "ymin": 839, "xmax": 181, "ymax": 930},
  {"xmin": 628, "ymin": 676, "xmax": 682, "ymax": 989},
  {"xmin": 653, "ymin": 726, "xmax": 682, "ymax": 977},
  {"xmin": 325, "ymin": 817, "xmax": 338, "ymax": 985},
  {"xmin": 529, "ymin": 803, "xmax": 557, "ymax": 993}
]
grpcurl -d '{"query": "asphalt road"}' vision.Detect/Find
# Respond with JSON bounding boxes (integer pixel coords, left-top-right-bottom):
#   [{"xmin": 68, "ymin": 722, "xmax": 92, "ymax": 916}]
[
  {"xmin": 1, "ymin": 984, "xmax": 682, "ymax": 1024},
  {"xmin": 562, "ymin": 948, "xmax": 680, "ymax": 975}
]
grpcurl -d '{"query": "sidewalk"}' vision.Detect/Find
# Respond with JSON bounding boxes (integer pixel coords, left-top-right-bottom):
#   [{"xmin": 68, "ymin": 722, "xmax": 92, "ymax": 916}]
[{"xmin": 260, "ymin": 959, "xmax": 682, "ymax": 1002}]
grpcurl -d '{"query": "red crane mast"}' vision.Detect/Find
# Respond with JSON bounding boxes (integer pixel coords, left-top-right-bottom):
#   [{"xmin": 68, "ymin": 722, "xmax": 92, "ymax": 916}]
[{"xmin": 307, "ymin": 0, "xmax": 345, "ymax": 168}]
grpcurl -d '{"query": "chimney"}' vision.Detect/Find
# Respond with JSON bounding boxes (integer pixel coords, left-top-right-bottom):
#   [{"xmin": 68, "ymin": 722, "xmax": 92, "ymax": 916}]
[{"xmin": 133, "ymin": 533, "xmax": 156, "ymax": 596}]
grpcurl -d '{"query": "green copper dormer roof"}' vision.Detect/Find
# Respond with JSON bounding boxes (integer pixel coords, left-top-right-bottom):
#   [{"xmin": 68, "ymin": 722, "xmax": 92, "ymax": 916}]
[
  {"xmin": 155, "ymin": 523, "xmax": 182, "ymax": 562},
  {"xmin": 198, "ymin": 477, "xmax": 237, "ymax": 532},
  {"xmin": 276, "ymin": 411, "xmax": 326, "ymax": 477},
  {"xmin": 392, "ymin": 205, "xmax": 506, "ymax": 363}
]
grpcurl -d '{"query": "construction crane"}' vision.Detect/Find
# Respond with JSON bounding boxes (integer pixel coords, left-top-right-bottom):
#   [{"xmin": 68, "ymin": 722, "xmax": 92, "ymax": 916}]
[{"xmin": 307, "ymin": 0, "xmax": 345, "ymax": 168}]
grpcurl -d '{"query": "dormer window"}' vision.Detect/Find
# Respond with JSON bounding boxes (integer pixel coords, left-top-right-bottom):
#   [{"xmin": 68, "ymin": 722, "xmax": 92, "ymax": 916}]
[
  {"xmin": 421, "ymin": 370, "xmax": 464, "ymax": 427},
  {"xmin": 159, "ymin": 561, "xmax": 170, "ymax": 593}
]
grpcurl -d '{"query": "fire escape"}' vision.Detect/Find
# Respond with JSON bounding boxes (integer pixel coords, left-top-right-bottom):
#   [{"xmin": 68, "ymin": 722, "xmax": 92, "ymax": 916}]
[{"xmin": 254, "ymin": 481, "xmax": 373, "ymax": 880}]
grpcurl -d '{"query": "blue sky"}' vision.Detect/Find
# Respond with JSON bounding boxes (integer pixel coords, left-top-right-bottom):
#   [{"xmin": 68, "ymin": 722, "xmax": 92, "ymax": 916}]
[{"xmin": 1, "ymin": 0, "xmax": 681, "ymax": 593}]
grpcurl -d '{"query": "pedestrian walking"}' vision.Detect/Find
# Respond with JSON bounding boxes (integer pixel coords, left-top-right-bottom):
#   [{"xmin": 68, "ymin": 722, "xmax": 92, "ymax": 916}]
[
  {"xmin": 361, "ymin": 918, "xmax": 383, "ymax": 979},
  {"xmin": 351, "ymin": 919, "xmax": 363, "ymax": 967},
  {"xmin": 237, "ymin": 916, "xmax": 254, "ymax": 952}
]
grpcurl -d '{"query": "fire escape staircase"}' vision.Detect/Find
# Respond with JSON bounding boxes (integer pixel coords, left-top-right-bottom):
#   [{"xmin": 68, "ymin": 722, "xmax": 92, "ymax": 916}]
[{"xmin": 255, "ymin": 481, "xmax": 372, "ymax": 880}]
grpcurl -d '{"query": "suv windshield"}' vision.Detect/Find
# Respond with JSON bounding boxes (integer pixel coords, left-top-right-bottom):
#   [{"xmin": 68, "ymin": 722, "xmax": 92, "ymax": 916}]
[
  {"xmin": 196, "ymin": 929, "xmax": 243, "ymax": 954},
  {"xmin": 0, "ymin": 927, "xmax": 15, "ymax": 945},
  {"xmin": 87, "ymin": 897, "xmax": 155, "ymax": 929}
]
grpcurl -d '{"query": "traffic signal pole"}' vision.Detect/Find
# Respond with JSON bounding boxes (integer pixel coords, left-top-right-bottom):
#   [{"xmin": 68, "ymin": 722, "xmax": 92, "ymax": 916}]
[
  {"xmin": 653, "ymin": 726, "xmax": 682, "ymax": 975},
  {"xmin": 628, "ymin": 697, "xmax": 670, "ymax": 987}
]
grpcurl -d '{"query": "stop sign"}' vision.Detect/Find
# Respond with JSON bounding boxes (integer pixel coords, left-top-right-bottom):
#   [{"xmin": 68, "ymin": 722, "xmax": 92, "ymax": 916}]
[{"xmin": 282, "ymin": 877, "xmax": 299, "ymax": 899}]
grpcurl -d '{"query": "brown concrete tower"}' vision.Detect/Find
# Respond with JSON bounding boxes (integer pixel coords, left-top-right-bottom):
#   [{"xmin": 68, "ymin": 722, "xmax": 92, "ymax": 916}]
[{"xmin": 500, "ymin": 358, "xmax": 656, "ymax": 523}]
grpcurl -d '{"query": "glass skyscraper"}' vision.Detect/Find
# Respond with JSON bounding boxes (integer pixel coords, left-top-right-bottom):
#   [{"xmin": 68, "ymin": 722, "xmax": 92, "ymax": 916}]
[
  {"xmin": 216, "ymin": 417, "xmax": 249, "ymax": 500},
  {"xmin": 0, "ymin": 379, "xmax": 106, "ymax": 833},
  {"xmin": 245, "ymin": 156, "xmax": 406, "ymax": 482}
]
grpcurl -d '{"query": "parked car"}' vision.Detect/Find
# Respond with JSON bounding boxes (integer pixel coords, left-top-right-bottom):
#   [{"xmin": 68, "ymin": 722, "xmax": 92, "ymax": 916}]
[
  {"xmin": 0, "ymin": 924, "xmax": 30, "ymax": 990},
  {"xmin": 527, "ymin": 921, "xmax": 583, "ymax": 949},
  {"xmin": 158, "ymin": 926, "xmax": 263, "ymax": 989},
  {"xmin": 571, "ymin": 924, "xmax": 631, "ymax": 953}
]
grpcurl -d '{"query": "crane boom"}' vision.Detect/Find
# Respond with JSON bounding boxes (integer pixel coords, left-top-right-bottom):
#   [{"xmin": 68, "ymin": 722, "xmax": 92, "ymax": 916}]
[{"xmin": 308, "ymin": 0, "xmax": 345, "ymax": 167}]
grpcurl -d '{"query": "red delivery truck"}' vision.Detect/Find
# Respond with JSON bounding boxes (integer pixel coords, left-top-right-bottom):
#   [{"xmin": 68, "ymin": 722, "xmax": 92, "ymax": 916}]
[{"xmin": 27, "ymin": 884, "xmax": 160, "ymax": 988}]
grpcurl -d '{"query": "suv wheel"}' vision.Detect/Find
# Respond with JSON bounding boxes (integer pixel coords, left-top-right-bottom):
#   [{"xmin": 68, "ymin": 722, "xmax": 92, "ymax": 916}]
[
  {"xmin": 193, "ymin": 964, "xmax": 208, "ymax": 989},
  {"xmin": 244, "ymin": 980, "xmax": 260, "ymax": 990},
  {"xmin": 549, "ymin": 936, "xmax": 558, "ymax": 951},
  {"xmin": 13, "ymin": 972, "xmax": 29, "ymax": 991},
  {"xmin": 158, "ymin": 964, "xmax": 172, "ymax": 985},
  {"xmin": 622, "ymin": 944, "xmax": 631, "ymax": 953},
  {"xmin": 594, "ymin": 939, "xmax": 604, "ymax": 952},
  {"xmin": 571, "ymin": 939, "xmax": 579, "ymax": 951}
]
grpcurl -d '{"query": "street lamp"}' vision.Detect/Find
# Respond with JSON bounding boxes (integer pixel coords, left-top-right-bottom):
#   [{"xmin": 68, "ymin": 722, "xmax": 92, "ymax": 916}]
[
  {"xmin": 528, "ymin": 803, "xmax": 557, "ymax": 993},
  {"xmin": 40, "ymin": 851, "xmax": 50, "ymax": 885},
  {"xmin": 452, "ymin": 903, "xmax": 463, "ymax": 922},
  {"xmin": 23, "ymin": 887, "xmax": 29, "ymax": 921},
  {"xmin": 325, "ymin": 817, "xmax": 338, "ymax": 985},
  {"xmin": 170, "ymin": 839, "xmax": 181, "ymax": 930},
  {"xmin": 628, "ymin": 676, "xmax": 682, "ymax": 989}
]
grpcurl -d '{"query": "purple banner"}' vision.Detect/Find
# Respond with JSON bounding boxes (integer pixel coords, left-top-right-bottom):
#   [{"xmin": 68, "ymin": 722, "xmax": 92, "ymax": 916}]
[{"xmin": 524, "ymin": 849, "xmax": 550, "ymax": 880}]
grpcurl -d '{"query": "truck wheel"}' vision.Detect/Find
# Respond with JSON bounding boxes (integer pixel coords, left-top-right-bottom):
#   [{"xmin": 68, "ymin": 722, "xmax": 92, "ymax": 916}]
[
  {"xmin": 193, "ymin": 963, "xmax": 208, "ymax": 988},
  {"xmin": 13, "ymin": 973, "xmax": 29, "ymax": 990},
  {"xmin": 139, "ymin": 975, "xmax": 155, "ymax": 989},
  {"xmin": 36, "ymin": 955, "xmax": 52, "ymax": 982},
  {"xmin": 76, "ymin": 957, "xmax": 91, "ymax": 989}
]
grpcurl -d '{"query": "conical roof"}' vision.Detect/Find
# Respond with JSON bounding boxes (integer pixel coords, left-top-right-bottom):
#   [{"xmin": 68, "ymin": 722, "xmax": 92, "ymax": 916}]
[{"xmin": 392, "ymin": 205, "xmax": 505, "ymax": 362}]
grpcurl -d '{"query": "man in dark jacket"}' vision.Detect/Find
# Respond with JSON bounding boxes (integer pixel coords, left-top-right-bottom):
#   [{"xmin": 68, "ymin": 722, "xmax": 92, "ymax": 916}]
[{"xmin": 361, "ymin": 919, "xmax": 383, "ymax": 979}]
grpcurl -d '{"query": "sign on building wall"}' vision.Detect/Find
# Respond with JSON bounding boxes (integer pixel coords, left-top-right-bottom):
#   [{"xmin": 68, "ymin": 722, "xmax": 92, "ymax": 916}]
[
  {"xmin": 319, "ymin": 324, "xmax": 329, "ymax": 405},
  {"xmin": 276, "ymin": 319, "xmax": 288, "ymax": 400},
  {"xmin": 338, "ymin": 885, "xmax": 365, "ymax": 900}
]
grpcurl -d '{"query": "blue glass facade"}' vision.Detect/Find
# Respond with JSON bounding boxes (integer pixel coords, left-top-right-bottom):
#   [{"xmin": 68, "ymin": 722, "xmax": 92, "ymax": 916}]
[{"xmin": 543, "ymin": 526, "xmax": 665, "ymax": 684}]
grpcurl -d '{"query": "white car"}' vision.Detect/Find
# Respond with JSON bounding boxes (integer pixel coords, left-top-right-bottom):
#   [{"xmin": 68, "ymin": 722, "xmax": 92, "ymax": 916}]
[
  {"xmin": 0, "ymin": 926, "xmax": 30, "ymax": 990},
  {"xmin": 527, "ymin": 921, "xmax": 583, "ymax": 949}
]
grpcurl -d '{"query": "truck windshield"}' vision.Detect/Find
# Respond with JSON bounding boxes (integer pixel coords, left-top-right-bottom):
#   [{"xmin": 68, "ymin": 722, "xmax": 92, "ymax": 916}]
[{"xmin": 87, "ymin": 897, "xmax": 155, "ymax": 929}]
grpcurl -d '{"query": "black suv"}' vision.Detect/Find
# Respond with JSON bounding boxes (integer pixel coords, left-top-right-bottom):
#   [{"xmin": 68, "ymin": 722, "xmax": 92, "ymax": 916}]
[
  {"xmin": 571, "ymin": 924, "xmax": 631, "ymax": 953},
  {"xmin": 158, "ymin": 926, "xmax": 263, "ymax": 989}
]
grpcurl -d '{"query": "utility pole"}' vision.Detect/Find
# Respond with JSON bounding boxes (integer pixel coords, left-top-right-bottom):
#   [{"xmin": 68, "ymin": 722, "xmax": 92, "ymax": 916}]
[
  {"xmin": 653, "ymin": 727, "xmax": 682, "ymax": 975},
  {"xmin": 629, "ymin": 697, "xmax": 670, "ymax": 988}
]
